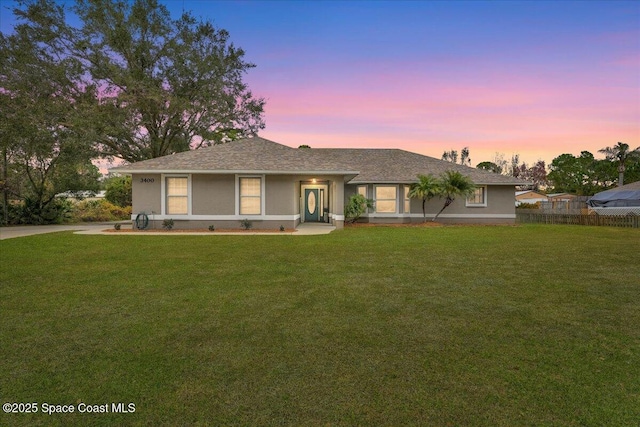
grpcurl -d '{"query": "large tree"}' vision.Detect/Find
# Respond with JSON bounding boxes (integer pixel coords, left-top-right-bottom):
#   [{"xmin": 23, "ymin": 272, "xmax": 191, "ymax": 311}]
[
  {"xmin": 547, "ymin": 152, "xmax": 615, "ymax": 195},
  {"xmin": 1, "ymin": 3, "xmax": 100, "ymax": 224},
  {"xmin": 442, "ymin": 147, "xmax": 471, "ymax": 166},
  {"xmin": 476, "ymin": 161, "xmax": 502, "ymax": 174},
  {"xmin": 598, "ymin": 142, "xmax": 640, "ymax": 187},
  {"xmin": 10, "ymin": 0, "xmax": 265, "ymax": 163},
  {"xmin": 515, "ymin": 160, "xmax": 548, "ymax": 191}
]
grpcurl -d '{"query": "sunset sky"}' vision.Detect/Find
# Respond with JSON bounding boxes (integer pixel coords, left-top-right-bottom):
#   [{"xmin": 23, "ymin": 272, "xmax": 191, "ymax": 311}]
[{"xmin": 1, "ymin": 0, "xmax": 639, "ymax": 167}]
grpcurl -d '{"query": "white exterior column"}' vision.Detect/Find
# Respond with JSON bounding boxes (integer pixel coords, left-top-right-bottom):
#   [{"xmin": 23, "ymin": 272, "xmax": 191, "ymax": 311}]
[{"xmin": 332, "ymin": 178, "xmax": 344, "ymax": 229}]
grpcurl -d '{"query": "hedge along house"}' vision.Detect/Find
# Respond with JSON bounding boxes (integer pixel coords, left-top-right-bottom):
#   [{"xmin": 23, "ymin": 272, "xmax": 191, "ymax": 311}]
[{"xmin": 111, "ymin": 137, "xmax": 526, "ymax": 230}]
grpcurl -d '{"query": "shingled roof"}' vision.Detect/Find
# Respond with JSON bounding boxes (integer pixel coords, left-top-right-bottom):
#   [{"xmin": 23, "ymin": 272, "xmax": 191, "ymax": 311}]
[{"xmin": 112, "ymin": 136, "xmax": 526, "ymax": 185}]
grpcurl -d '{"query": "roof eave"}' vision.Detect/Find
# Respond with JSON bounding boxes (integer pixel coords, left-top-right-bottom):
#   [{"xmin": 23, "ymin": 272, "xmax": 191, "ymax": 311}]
[{"xmin": 110, "ymin": 168, "xmax": 360, "ymax": 175}]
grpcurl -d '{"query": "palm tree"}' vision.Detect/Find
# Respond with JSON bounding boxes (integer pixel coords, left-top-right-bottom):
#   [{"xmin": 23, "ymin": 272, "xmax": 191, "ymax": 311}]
[
  {"xmin": 408, "ymin": 174, "xmax": 440, "ymax": 222},
  {"xmin": 598, "ymin": 142, "xmax": 640, "ymax": 187},
  {"xmin": 433, "ymin": 170, "xmax": 476, "ymax": 222}
]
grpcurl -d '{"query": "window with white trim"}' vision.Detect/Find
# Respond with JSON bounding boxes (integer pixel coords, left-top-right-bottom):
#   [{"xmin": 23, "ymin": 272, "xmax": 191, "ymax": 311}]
[
  {"xmin": 357, "ymin": 185, "xmax": 367, "ymax": 198},
  {"xmin": 375, "ymin": 186, "xmax": 397, "ymax": 213},
  {"xmin": 166, "ymin": 177, "xmax": 188, "ymax": 215},
  {"xmin": 466, "ymin": 186, "xmax": 487, "ymax": 207},
  {"xmin": 239, "ymin": 177, "xmax": 262, "ymax": 215},
  {"xmin": 403, "ymin": 185, "xmax": 411, "ymax": 213}
]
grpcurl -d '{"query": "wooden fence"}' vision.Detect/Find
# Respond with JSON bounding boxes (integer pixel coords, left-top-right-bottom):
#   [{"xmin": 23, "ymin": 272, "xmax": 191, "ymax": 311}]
[
  {"xmin": 516, "ymin": 212, "xmax": 640, "ymax": 228},
  {"xmin": 538, "ymin": 196, "xmax": 590, "ymax": 214}
]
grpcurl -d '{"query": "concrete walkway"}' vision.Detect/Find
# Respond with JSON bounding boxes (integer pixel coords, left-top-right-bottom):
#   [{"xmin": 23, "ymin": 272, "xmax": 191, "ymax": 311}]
[
  {"xmin": 0, "ymin": 222, "xmax": 335, "ymax": 240},
  {"xmin": 0, "ymin": 224, "xmax": 115, "ymax": 240}
]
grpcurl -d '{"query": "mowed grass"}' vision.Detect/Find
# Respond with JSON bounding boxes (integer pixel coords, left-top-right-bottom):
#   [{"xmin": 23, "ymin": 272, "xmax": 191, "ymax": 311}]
[{"xmin": 0, "ymin": 225, "xmax": 639, "ymax": 426}]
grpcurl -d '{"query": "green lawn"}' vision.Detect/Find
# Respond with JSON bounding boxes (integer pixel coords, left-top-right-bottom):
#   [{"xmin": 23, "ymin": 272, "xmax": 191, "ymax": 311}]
[{"xmin": 1, "ymin": 225, "xmax": 639, "ymax": 426}]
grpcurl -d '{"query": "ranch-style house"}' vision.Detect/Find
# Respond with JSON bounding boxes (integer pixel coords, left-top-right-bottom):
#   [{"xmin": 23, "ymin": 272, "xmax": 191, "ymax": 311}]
[{"xmin": 112, "ymin": 137, "xmax": 525, "ymax": 229}]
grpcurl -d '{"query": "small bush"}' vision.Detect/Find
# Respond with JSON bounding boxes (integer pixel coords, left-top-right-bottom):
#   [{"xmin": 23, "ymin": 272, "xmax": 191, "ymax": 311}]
[
  {"xmin": 517, "ymin": 202, "xmax": 540, "ymax": 210},
  {"xmin": 240, "ymin": 218, "xmax": 253, "ymax": 230},
  {"xmin": 344, "ymin": 194, "xmax": 374, "ymax": 223},
  {"xmin": 162, "ymin": 218, "xmax": 174, "ymax": 230},
  {"xmin": 208, "ymin": 224, "xmax": 215, "ymax": 231},
  {"xmin": 279, "ymin": 225, "xmax": 285, "ymax": 232},
  {"xmin": 114, "ymin": 223, "xmax": 121, "ymax": 230}
]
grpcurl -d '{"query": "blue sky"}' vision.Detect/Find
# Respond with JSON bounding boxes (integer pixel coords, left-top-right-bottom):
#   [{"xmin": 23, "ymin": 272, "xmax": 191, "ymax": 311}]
[{"xmin": 2, "ymin": 0, "xmax": 639, "ymax": 166}]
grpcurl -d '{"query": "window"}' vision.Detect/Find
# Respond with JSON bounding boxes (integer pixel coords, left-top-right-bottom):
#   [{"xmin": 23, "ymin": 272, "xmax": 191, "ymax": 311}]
[
  {"xmin": 404, "ymin": 185, "xmax": 411, "ymax": 213},
  {"xmin": 239, "ymin": 177, "xmax": 261, "ymax": 215},
  {"xmin": 357, "ymin": 185, "xmax": 368, "ymax": 213},
  {"xmin": 375, "ymin": 186, "xmax": 397, "ymax": 213},
  {"xmin": 466, "ymin": 186, "xmax": 487, "ymax": 207},
  {"xmin": 166, "ymin": 177, "xmax": 188, "ymax": 215}
]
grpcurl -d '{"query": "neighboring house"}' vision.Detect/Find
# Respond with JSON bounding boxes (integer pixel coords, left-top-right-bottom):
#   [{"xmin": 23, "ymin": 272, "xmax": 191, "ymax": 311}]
[
  {"xmin": 587, "ymin": 181, "xmax": 640, "ymax": 216},
  {"xmin": 515, "ymin": 190, "xmax": 548, "ymax": 206},
  {"xmin": 546, "ymin": 193, "xmax": 577, "ymax": 203},
  {"xmin": 111, "ymin": 137, "xmax": 526, "ymax": 229},
  {"xmin": 542, "ymin": 192, "xmax": 583, "ymax": 213}
]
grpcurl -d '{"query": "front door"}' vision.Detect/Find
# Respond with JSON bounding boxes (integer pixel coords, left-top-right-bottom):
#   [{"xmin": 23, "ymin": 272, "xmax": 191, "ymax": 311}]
[{"xmin": 304, "ymin": 188, "xmax": 320, "ymax": 222}]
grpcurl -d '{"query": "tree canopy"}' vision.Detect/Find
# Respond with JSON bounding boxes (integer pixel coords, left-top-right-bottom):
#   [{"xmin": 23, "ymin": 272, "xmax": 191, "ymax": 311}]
[
  {"xmin": 547, "ymin": 151, "xmax": 616, "ymax": 195},
  {"xmin": 476, "ymin": 161, "xmax": 502, "ymax": 174},
  {"xmin": 8, "ymin": 0, "xmax": 265, "ymax": 164},
  {"xmin": 442, "ymin": 147, "xmax": 471, "ymax": 166},
  {"xmin": 1, "ymin": 3, "xmax": 100, "ymax": 223},
  {"xmin": 598, "ymin": 142, "xmax": 640, "ymax": 187},
  {"xmin": 1, "ymin": 0, "xmax": 265, "ymax": 223}
]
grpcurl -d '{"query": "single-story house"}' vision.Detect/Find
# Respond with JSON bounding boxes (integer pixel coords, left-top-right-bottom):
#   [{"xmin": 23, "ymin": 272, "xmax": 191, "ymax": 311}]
[
  {"xmin": 111, "ymin": 137, "xmax": 527, "ymax": 229},
  {"xmin": 587, "ymin": 180, "xmax": 640, "ymax": 216},
  {"xmin": 515, "ymin": 190, "xmax": 548, "ymax": 206},
  {"xmin": 546, "ymin": 193, "xmax": 577, "ymax": 203}
]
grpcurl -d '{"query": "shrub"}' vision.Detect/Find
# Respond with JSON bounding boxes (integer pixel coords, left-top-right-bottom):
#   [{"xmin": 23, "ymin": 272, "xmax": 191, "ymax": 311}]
[
  {"xmin": 344, "ymin": 194, "xmax": 374, "ymax": 223},
  {"xmin": 240, "ymin": 218, "xmax": 253, "ymax": 230},
  {"xmin": 104, "ymin": 176, "xmax": 132, "ymax": 207},
  {"xmin": 162, "ymin": 218, "xmax": 174, "ymax": 230},
  {"xmin": 279, "ymin": 225, "xmax": 285, "ymax": 232},
  {"xmin": 208, "ymin": 225, "xmax": 215, "ymax": 231},
  {"xmin": 72, "ymin": 199, "xmax": 132, "ymax": 222},
  {"xmin": 517, "ymin": 202, "xmax": 540, "ymax": 210},
  {"xmin": 15, "ymin": 197, "xmax": 74, "ymax": 225},
  {"xmin": 114, "ymin": 223, "xmax": 121, "ymax": 230}
]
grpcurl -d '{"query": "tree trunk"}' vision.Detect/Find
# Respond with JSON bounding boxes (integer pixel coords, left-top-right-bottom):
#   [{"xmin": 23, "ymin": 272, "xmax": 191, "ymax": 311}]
[
  {"xmin": 432, "ymin": 197, "xmax": 453, "ymax": 222},
  {"xmin": 2, "ymin": 147, "xmax": 7, "ymax": 226}
]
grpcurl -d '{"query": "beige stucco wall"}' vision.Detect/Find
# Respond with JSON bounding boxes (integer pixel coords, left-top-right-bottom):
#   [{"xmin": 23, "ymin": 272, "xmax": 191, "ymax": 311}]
[
  {"xmin": 344, "ymin": 183, "xmax": 516, "ymax": 223},
  {"xmin": 131, "ymin": 174, "xmax": 161, "ymax": 215},
  {"xmin": 517, "ymin": 192, "xmax": 546, "ymax": 201},
  {"xmin": 266, "ymin": 175, "xmax": 297, "ymax": 215},
  {"xmin": 192, "ymin": 174, "xmax": 235, "ymax": 215},
  {"xmin": 418, "ymin": 185, "xmax": 515, "ymax": 215},
  {"xmin": 129, "ymin": 173, "xmax": 347, "ymax": 228}
]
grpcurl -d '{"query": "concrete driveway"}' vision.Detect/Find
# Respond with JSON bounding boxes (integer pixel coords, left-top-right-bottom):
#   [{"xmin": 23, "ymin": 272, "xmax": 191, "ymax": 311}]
[{"xmin": 0, "ymin": 224, "xmax": 114, "ymax": 240}]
